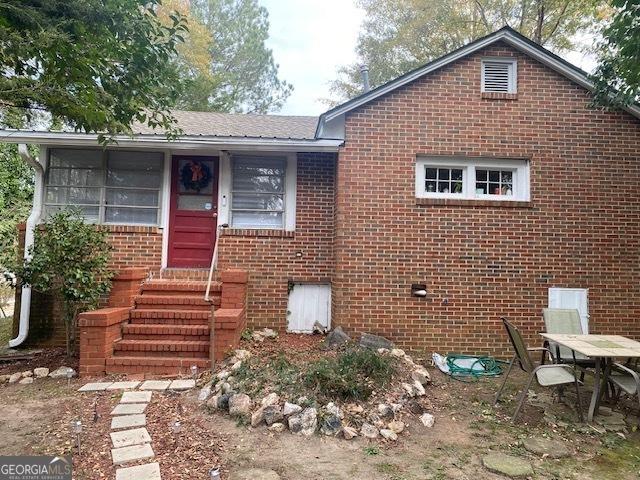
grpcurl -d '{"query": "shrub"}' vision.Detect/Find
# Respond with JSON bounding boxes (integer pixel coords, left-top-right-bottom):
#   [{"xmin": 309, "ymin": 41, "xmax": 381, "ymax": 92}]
[
  {"xmin": 13, "ymin": 209, "xmax": 113, "ymax": 356},
  {"xmin": 304, "ymin": 348, "xmax": 396, "ymax": 401}
]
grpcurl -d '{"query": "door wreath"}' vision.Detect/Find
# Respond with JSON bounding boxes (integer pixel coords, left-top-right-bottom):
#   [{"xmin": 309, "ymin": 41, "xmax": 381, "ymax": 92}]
[{"xmin": 180, "ymin": 160, "xmax": 212, "ymax": 192}]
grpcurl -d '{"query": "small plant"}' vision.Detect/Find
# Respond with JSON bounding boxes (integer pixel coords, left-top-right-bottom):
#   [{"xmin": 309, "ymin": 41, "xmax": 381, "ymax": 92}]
[
  {"xmin": 12, "ymin": 209, "xmax": 113, "ymax": 356},
  {"xmin": 364, "ymin": 446, "xmax": 380, "ymax": 456},
  {"xmin": 241, "ymin": 328, "xmax": 253, "ymax": 341}
]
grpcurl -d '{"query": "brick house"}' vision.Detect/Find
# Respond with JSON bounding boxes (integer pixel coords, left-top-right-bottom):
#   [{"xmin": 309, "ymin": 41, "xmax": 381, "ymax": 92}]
[{"xmin": 2, "ymin": 27, "xmax": 639, "ymax": 375}]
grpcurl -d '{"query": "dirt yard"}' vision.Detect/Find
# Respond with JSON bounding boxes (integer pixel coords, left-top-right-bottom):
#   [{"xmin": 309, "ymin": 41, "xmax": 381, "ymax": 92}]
[{"xmin": 1, "ymin": 339, "xmax": 640, "ymax": 479}]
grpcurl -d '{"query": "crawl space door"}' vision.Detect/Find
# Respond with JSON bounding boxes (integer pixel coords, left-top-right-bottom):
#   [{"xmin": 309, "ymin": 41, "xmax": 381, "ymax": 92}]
[{"xmin": 287, "ymin": 283, "xmax": 331, "ymax": 333}]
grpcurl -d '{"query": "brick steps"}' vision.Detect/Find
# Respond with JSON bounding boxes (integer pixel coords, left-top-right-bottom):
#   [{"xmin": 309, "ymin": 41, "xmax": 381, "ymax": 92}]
[
  {"xmin": 105, "ymin": 356, "xmax": 210, "ymax": 375},
  {"xmin": 130, "ymin": 309, "xmax": 211, "ymax": 322},
  {"xmin": 114, "ymin": 339, "xmax": 209, "ymax": 354},
  {"xmin": 140, "ymin": 280, "xmax": 221, "ymax": 296},
  {"xmin": 134, "ymin": 294, "xmax": 212, "ymax": 310},
  {"xmin": 122, "ymin": 324, "xmax": 209, "ymax": 341}
]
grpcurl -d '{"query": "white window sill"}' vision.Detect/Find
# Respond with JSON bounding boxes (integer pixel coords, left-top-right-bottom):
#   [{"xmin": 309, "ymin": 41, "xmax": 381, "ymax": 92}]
[{"xmin": 416, "ymin": 197, "xmax": 532, "ymax": 208}]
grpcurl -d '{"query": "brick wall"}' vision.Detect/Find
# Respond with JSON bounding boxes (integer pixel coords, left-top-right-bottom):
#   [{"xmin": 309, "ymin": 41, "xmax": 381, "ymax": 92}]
[
  {"xmin": 217, "ymin": 152, "xmax": 336, "ymax": 330},
  {"xmin": 333, "ymin": 41, "xmax": 640, "ymax": 357}
]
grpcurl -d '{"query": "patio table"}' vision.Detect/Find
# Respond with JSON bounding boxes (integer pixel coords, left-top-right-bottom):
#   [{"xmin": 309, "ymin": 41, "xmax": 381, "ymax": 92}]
[{"xmin": 540, "ymin": 333, "xmax": 640, "ymax": 422}]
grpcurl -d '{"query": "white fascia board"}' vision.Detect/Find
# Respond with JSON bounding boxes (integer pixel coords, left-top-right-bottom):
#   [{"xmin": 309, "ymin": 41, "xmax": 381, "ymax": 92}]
[
  {"xmin": 0, "ymin": 131, "xmax": 343, "ymax": 152},
  {"xmin": 319, "ymin": 30, "xmax": 640, "ymax": 129}
]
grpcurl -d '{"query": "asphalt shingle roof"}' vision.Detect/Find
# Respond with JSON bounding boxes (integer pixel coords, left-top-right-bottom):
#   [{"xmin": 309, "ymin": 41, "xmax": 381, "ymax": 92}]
[{"xmin": 133, "ymin": 110, "xmax": 319, "ymax": 140}]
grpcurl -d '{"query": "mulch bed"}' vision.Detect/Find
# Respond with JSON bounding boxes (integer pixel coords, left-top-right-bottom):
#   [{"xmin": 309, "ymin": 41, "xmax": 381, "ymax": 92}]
[{"xmin": 0, "ymin": 347, "xmax": 76, "ymax": 375}]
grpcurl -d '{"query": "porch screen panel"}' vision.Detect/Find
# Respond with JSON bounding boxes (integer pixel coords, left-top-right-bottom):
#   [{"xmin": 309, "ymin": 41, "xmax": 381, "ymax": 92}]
[
  {"xmin": 44, "ymin": 149, "xmax": 163, "ymax": 225},
  {"xmin": 231, "ymin": 156, "xmax": 285, "ymax": 228}
]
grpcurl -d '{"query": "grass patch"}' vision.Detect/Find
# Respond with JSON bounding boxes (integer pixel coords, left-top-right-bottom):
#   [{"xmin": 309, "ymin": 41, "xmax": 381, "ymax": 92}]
[
  {"xmin": 303, "ymin": 348, "xmax": 396, "ymax": 401},
  {"xmin": 364, "ymin": 446, "xmax": 380, "ymax": 456},
  {"xmin": 0, "ymin": 315, "xmax": 12, "ymax": 346},
  {"xmin": 233, "ymin": 347, "xmax": 396, "ymax": 403}
]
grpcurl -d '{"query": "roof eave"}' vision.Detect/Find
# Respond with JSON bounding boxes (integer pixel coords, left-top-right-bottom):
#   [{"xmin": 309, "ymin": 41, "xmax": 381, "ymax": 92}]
[{"xmin": 0, "ymin": 131, "xmax": 343, "ymax": 152}]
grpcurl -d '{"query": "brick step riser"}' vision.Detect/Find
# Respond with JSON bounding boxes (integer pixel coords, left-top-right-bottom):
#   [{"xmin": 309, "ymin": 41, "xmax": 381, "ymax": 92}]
[
  {"xmin": 140, "ymin": 290, "xmax": 220, "ymax": 298},
  {"xmin": 133, "ymin": 302, "xmax": 215, "ymax": 311},
  {"xmin": 130, "ymin": 310, "xmax": 211, "ymax": 320},
  {"xmin": 122, "ymin": 326, "xmax": 210, "ymax": 336},
  {"xmin": 106, "ymin": 365, "xmax": 201, "ymax": 375},
  {"xmin": 113, "ymin": 350, "xmax": 209, "ymax": 358},
  {"xmin": 122, "ymin": 334, "xmax": 210, "ymax": 342},
  {"xmin": 128, "ymin": 318, "xmax": 210, "ymax": 326}
]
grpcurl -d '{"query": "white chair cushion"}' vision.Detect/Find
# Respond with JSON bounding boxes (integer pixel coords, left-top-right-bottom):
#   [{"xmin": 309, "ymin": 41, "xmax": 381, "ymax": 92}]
[{"xmin": 536, "ymin": 367, "xmax": 576, "ymax": 386}]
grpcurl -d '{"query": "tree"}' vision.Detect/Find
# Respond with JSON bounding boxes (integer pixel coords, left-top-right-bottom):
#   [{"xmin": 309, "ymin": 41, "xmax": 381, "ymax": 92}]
[
  {"xmin": 0, "ymin": 0, "xmax": 188, "ymax": 139},
  {"xmin": 174, "ymin": 0, "xmax": 292, "ymax": 113},
  {"xmin": 14, "ymin": 210, "xmax": 113, "ymax": 356},
  {"xmin": 592, "ymin": 0, "xmax": 640, "ymax": 109},
  {"xmin": 330, "ymin": 0, "xmax": 605, "ymax": 100}
]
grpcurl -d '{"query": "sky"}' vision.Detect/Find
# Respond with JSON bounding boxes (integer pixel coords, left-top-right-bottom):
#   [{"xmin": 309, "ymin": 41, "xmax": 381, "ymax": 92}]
[{"xmin": 260, "ymin": 0, "xmax": 597, "ymax": 117}]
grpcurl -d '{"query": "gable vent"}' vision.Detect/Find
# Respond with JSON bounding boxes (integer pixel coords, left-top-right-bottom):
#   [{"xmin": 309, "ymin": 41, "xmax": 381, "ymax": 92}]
[{"xmin": 481, "ymin": 59, "xmax": 516, "ymax": 93}]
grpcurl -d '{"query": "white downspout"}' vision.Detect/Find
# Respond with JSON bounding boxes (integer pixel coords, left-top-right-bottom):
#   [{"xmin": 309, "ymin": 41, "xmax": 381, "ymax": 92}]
[{"xmin": 9, "ymin": 144, "xmax": 45, "ymax": 347}]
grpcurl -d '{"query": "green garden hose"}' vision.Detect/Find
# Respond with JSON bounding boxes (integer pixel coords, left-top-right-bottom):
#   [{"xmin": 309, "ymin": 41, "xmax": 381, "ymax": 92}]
[{"xmin": 445, "ymin": 354, "xmax": 505, "ymax": 381}]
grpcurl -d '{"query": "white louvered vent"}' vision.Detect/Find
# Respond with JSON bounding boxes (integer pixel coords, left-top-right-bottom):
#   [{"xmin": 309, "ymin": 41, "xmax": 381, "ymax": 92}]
[{"xmin": 481, "ymin": 59, "xmax": 516, "ymax": 93}]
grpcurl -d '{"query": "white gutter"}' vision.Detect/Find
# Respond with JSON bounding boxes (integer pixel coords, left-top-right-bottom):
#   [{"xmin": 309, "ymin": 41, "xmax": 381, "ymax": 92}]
[
  {"xmin": 9, "ymin": 144, "xmax": 44, "ymax": 347},
  {"xmin": 0, "ymin": 131, "xmax": 343, "ymax": 152}
]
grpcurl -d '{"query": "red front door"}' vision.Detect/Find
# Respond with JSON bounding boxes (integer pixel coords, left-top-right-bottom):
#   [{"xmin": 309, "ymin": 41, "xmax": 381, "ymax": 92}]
[{"xmin": 168, "ymin": 156, "xmax": 219, "ymax": 268}]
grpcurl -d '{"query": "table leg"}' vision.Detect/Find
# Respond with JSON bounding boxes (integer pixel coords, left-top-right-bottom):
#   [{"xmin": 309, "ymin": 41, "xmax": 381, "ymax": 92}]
[
  {"xmin": 588, "ymin": 357, "xmax": 602, "ymax": 422},
  {"xmin": 596, "ymin": 358, "xmax": 613, "ymax": 411}
]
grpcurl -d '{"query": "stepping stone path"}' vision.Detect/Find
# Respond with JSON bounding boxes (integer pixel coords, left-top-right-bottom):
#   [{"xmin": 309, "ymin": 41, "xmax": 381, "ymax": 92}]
[
  {"xmin": 77, "ymin": 378, "xmax": 197, "ymax": 479},
  {"xmin": 522, "ymin": 437, "xmax": 571, "ymax": 459},
  {"xmin": 482, "ymin": 453, "xmax": 534, "ymax": 478}
]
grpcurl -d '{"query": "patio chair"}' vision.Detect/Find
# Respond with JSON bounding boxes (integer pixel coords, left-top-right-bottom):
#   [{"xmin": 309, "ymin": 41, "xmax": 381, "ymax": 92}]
[
  {"xmin": 494, "ymin": 317, "xmax": 583, "ymax": 423},
  {"xmin": 608, "ymin": 363, "xmax": 640, "ymax": 413}
]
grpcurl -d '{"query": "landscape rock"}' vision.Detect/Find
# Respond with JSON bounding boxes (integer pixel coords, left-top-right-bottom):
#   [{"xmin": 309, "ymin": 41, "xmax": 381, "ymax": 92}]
[
  {"xmin": 368, "ymin": 413, "xmax": 385, "ymax": 428},
  {"xmin": 420, "ymin": 413, "xmax": 435, "ymax": 428},
  {"xmin": 390, "ymin": 348, "xmax": 405, "ymax": 358},
  {"xmin": 8, "ymin": 373, "xmax": 22, "ymax": 384},
  {"xmin": 320, "ymin": 414, "xmax": 342, "ymax": 436},
  {"xmin": 402, "ymin": 382, "xmax": 416, "ymax": 397},
  {"xmin": 380, "ymin": 429, "xmax": 398, "ymax": 441},
  {"xmin": 323, "ymin": 326, "xmax": 350, "ymax": 350},
  {"xmin": 388, "ymin": 420, "xmax": 405, "ymax": 434},
  {"xmin": 221, "ymin": 382, "xmax": 233, "ymax": 394},
  {"xmin": 21, "ymin": 370, "xmax": 33, "ymax": 378},
  {"xmin": 283, "ymin": 402, "xmax": 302, "ymax": 416},
  {"xmin": 198, "ymin": 385, "xmax": 212, "ymax": 401},
  {"xmin": 411, "ymin": 367, "xmax": 431, "ymax": 385},
  {"xmin": 228, "ymin": 394, "xmax": 252, "ymax": 417},
  {"xmin": 33, "ymin": 367, "xmax": 49, "ymax": 378},
  {"xmin": 261, "ymin": 392, "xmax": 280, "ymax": 407},
  {"xmin": 325, "ymin": 402, "xmax": 342, "ymax": 419},
  {"xmin": 231, "ymin": 361, "xmax": 242, "ymax": 371},
  {"xmin": 261, "ymin": 328, "xmax": 278, "ymax": 338},
  {"xmin": 217, "ymin": 392, "xmax": 233, "ymax": 410},
  {"xmin": 360, "ymin": 423, "xmax": 379, "ymax": 439},
  {"xmin": 216, "ymin": 370, "xmax": 230, "ymax": 381},
  {"xmin": 413, "ymin": 380, "xmax": 426, "ymax": 396},
  {"xmin": 377, "ymin": 404, "xmax": 394, "ymax": 419},
  {"xmin": 359, "ymin": 333, "xmax": 394, "ymax": 350},
  {"xmin": 482, "ymin": 453, "xmax": 534, "ymax": 478},
  {"xmin": 18, "ymin": 377, "xmax": 33, "ymax": 385},
  {"xmin": 206, "ymin": 394, "xmax": 221, "ymax": 409},
  {"xmin": 288, "ymin": 408, "xmax": 317, "ymax": 436},
  {"xmin": 407, "ymin": 400, "xmax": 424, "ymax": 415},
  {"xmin": 48, "ymin": 366, "xmax": 76, "ymax": 379},
  {"xmin": 251, "ymin": 407, "xmax": 266, "ymax": 427},
  {"xmin": 233, "ymin": 349, "xmax": 252, "ymax": 361},
  {"xmin": 268, "ymin": 423, "xmax": 286, "ymax": 433},
  {"xmin": 522, "ymin": 438, "xmax": 570, "ymax": 459},
  {"xmin": 342, "ymin": 426, "xmax": 358, "ymax": 440},
  {"xmin": 0, "ymin": 374, "xmax": 10, "ymax": 383},
  {"xmin": 263, "ymin": 405, "xmax": 284, "ymax": 426}
]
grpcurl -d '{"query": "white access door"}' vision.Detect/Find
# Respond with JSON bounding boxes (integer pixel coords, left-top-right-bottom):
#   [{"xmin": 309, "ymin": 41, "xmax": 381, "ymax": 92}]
[
  {"xmin": 287, "ymin": 283, "xmax": 331, "ymax": 333},
  {"xmin": 548, "ymin": 288, "xmax": 589, "ymax": 333}
]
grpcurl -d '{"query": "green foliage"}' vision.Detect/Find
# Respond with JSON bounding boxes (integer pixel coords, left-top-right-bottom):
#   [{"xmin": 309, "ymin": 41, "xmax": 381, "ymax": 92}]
[
  {"xmin": 592, "ymin": 1, "xmax": 640, "ymax": 108},
  {"xmin": 0, "ymin": 0, "xmax": 188, "ymax": 140},
  {"xmin": 330, "ymin": 0, "xmax": 605, "ymax": 101},
  {"xmin": 303, "ymin": 348, "xmax": 396, "ymax": 401},
  {"xmin": 233, "ymin": 353, "xmax": 302, "ymax": 399},
  {"xmin": 364, "ymin": 446, "xmax": 380, "ymax": 456},
  {"xmin": 13, "ymin": 209, "xmax": 113, "ymax": 356},
  {"xmin": 0, "ymin": 142, "xmax": 34, "ymax": 269},
  {"xmin": 177, "ymin": 0, "xmax": 292, "ymax": 113}
]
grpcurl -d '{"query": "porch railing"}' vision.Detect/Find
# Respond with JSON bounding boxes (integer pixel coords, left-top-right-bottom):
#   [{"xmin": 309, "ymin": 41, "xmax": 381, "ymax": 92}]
[{"xmin": 204, "ymin": 224, "xmax": 227, "ymax": 301}]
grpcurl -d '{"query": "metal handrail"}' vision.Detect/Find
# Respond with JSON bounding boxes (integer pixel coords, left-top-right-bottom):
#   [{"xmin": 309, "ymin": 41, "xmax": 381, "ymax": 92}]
[{"xmin": 204, "ymin": 224, "xmax": 227, "ymax": 301}]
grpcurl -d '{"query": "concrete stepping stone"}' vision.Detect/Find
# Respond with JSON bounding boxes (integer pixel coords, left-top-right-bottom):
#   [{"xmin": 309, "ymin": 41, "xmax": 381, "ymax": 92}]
[
  {"xmin": 111, "ymin": 443, "xmax": 154, "ymax": 465},
  {"xmin": 111, "ymin": 414, "xmax": 146, "ymax": 430},
  {"xmin": 169, "ymin": 379, "xmax": 195, "ymax": 390},
  {"xmin": 116, "ymin": 462, "xmax": 161, "ymax": 480},
  {"xmin": 78, "ymin": 382, "xmax": 113, "ymax": 392},
  {"xmin": 111, "ymin": 403, "xmax": 148, "ymax": 416},
  {"xmin": 140, "ymin": 380, "xmax": 171, "ymax": 391},
  {"xmin": 482, "ymin": 453, "xmax": 533, "ymax": 478},
  {"xmin": 107, "ymin": 381, "xmax": 141, "ymax": 390},
  {"xmin": 110, "ymin": 428, "xmax": 152, "ymax": 448},
  {"xmin": 522, "ymin": 437, "xmax": 570, "ymax": 459},
  {"xmin": 121, "ymin": 391, "xmax": 152, "ymax": 403}
]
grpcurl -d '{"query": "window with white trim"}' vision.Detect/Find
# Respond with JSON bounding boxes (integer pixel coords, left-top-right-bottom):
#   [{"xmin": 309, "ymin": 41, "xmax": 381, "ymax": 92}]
[
  {"xmin": 481, "ymin": 58, "xmax": 517, "ymax": 94},
  {"xmin": 44, "ymin": 148, "xmax": 163, "ymax": 225},
  {"xmin": 416, "ymin": 157, "xmax": 529, "ymax": 201},
  {"xmin": 231, "ymin": 156, "xmax": 287, "ymax": 228}
]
